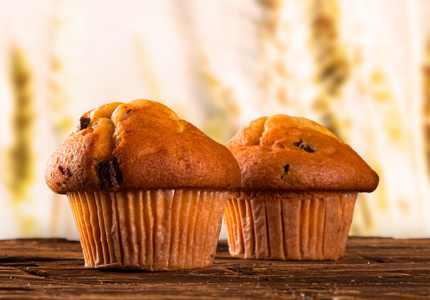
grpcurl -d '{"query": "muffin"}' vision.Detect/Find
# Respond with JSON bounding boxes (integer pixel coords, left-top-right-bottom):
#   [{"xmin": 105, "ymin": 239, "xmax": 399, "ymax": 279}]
[
  {"xmin": 224, "ymin": 115, "xmax": 379, "ymax": 260},
  {"xmin": 45, "ymin": 99, "xmax": 241, "ymax": 270}
]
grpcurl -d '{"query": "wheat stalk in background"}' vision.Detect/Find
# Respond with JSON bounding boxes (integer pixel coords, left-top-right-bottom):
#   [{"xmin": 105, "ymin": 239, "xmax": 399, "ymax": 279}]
[
  {"xmin": 168, "ymin": 0, "xmax": 241, "ymax": 143},
  {"xmin": 5, "ymin": 46, "xmax": 37, "ymax": 236},
  {"xmin": 47, "ymin": 0, "xmax": 87, "ymax": 239},
  {"xmin": 307, "ymin": 0, "xmax": 351, "ymax": 140},
  {"xmin": 48, "ymin": 1, "xmax": 79, "ymax": 139},
  {"xmin": 250, "ymin": 0, "xmax": 306, "ymax": 122},
  {"xmin": 307, "ymin": 0, "xmax": 380, "ymax": 235},
  {"xmin": 48, "ymin": 55, "xmax": 74, "ymax": 139},
  {"xmin": 255, "ymin": 0, "xmax": 289, "ymax": 108},
  {"xmin": 316, "ymin": 0, "xmax": 430, "ymax": 237},
  {"xmin": 197, "ymin": 56, "xmax": 241, "ymax": 143},
  {"xmin": 422, "ymin": 37, "xmax": 430, "ymax": 174}
]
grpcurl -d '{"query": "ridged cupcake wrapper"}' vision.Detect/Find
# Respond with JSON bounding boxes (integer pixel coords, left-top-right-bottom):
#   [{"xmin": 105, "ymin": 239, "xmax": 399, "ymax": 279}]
[
  {"xmin": 67, "ymin": 189, "xmax": 227, "ymax": 270},
  {"xmin": 224, "ymin": 192, "xmax": 357, "ymax": 260}
]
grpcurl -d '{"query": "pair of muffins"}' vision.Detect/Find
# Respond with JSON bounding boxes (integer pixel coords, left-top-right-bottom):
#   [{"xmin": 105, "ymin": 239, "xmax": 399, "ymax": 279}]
[{"xmin": 45, "ymin": 99, "xmax": 378, "ymax": 270}]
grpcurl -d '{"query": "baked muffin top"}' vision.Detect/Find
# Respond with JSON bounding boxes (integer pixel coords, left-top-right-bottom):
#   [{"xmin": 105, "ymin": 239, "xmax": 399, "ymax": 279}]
[
  {"xmin": 226, "ymin": 114, "xmax": 379, "ymax": 192},
  {"xmin": 46, "ymin": 99, "xmax": 241, "ymax": 193}
]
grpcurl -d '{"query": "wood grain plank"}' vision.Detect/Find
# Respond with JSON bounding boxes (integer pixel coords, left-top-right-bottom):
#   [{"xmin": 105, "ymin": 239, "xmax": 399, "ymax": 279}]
[{"xmin": 0, "ymin": 237, "xmax": 429, "ymax": 299}]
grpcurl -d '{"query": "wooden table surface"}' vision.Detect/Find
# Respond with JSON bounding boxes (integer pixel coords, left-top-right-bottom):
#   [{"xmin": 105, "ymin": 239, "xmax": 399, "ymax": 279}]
[{"xmin": 0, "ymin": 237, "xmax": 429, "ymax": 299}]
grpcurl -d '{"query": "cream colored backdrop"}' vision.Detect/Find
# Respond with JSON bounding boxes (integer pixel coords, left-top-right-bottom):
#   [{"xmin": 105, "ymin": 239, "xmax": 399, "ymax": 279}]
[{"xmin": 1, "ymin": 0, "xmax": 430, "ymax": 240}]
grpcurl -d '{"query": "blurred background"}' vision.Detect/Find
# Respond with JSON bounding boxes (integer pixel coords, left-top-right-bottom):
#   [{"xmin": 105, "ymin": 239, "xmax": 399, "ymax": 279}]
[{"xmin": 1, "ymin": 0, "xmax": 430, "ymax": 240}]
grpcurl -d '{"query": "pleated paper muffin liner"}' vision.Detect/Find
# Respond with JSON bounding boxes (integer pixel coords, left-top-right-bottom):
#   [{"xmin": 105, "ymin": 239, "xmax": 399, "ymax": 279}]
[
  {"xmin": 67, "ymin": 189, "xmax": 228, "ymax": 271},
  {"xmin": 224, "ymin": 191, "xmax": 357, "ymax": 260}
]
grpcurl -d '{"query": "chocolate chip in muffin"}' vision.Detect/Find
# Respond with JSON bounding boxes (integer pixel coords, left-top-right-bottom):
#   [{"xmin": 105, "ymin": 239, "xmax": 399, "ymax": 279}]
[
  {"xmin": 281, "ymin": 164, "xmax": 290, "ymax": 179},
  {"xmin": 58, "ymin": 165, "xmax": 72, "ymax": 177},
  {"xmin": 97, "ymin": 158, "xmax": 123, "ymax": 190},
  {"xmin": 79, "ymin": 117, "xmax": 91, "ymax": 131},
  {"xmin": 293, "ymin": 140, "xmax": 315, "ymax": 153}
]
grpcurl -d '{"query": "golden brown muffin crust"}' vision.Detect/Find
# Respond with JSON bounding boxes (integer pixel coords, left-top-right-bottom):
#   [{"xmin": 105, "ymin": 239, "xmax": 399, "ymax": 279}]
[
  {"xmin": 46, "ymin": 99, "xmax": 241, "ymax": 193},
  {"xmin": 226, "ymin": 115, "xmax": 379, "ymax": 192}
]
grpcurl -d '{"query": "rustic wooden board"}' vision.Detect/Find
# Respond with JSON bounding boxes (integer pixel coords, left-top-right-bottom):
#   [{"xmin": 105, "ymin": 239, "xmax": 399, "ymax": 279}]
[{"xmin": 0, "ymin": 237, "xmax": 429, "ymax": 299}]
